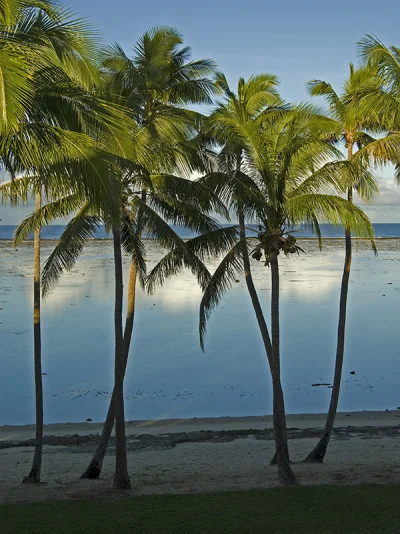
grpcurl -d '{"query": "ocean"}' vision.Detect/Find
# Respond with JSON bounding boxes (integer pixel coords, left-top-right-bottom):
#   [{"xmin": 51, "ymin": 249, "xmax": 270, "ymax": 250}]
[
  {"xmin": 0, "ymin": 238, "xmax": 399, "ymax": 425},
  {"xmin": 1, "ymin": 223, "xmax": 400, "ymax": 240}
]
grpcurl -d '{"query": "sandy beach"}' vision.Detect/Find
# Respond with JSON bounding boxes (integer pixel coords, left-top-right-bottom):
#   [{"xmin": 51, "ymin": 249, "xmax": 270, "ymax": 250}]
[{"xmin": 1, "ymin": 411, "xmax": 399, "ymax": 505}]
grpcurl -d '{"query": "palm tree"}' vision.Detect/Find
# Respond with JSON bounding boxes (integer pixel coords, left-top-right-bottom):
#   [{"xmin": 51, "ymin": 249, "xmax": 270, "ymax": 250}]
[
  {"xmin": 15, "ymin": 27, "xmax": 232, "ymax": 489},
  {"xmin": 74, "ymin": 27, "xmax": 225, "ymax": 485},
  {"xmin": 0, "ymin": 0, "xmax": 129, "ymax": 483},
  {"xmin": 15, "ymin": 167, "xmax": 235, "ymax": 487},
  {"xmin": 199, "ymin": 95, "xmax": 375, "ymax": 485},
  {"xmin": 206, "ymin": 73, "xmax": 295, "ymax": 470},
  {"xmin": 355, "ymin": 36, "xmax": 400, "ymax": 179},
  {"xmin": 304, "ymin": 65, "xmax": 385, "ymax": 463},
  {"xmin": 358, "ymin": 35, "xmax": 400, "ymax": 134}
]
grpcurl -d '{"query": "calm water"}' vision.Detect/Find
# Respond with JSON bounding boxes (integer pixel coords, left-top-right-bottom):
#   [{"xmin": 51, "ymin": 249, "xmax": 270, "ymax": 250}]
[
  {"xmin": 0, "ymin": 239, "xmax": 399, "ymax": 425},
  {"xmin": 2, "ymin": 223, "xmax": 400, "ymax": 240}
]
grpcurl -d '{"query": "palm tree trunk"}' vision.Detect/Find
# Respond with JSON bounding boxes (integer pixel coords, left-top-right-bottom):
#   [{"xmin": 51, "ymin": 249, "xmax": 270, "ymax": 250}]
[
  {"xmin": 80, "ymin": 261, "xmax": 137, "ymax": 479},
  {"xmin": 239, "ymin": 214, "xmax": 296, "ymax": 485},
  {"xmin": 269, "ymin": 250, "xmax": 296, "ymax": 485},
  {"xmin": 23, "ymin": 190, "xmax": 43, "ymax": 484},
  {"xmin": 81, "ymin": 192, "xmax": 146, "ymax": 481},
  {"xmin": 304, "ymin": 189, "xmax": 352, "ymax": 462},
  {"xmin": 112, "ymin": 227, "xmax": 131, "ymax": 489}
]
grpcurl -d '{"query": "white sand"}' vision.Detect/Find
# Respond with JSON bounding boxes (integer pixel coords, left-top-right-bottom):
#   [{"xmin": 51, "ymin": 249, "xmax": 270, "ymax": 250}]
[{"xmin": 1, "ymin": 411, "xmax": 399, "ymax": 504}]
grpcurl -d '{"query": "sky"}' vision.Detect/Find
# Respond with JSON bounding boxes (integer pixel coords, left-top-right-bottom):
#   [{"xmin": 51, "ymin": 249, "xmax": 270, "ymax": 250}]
[{"xmin": 1, "ymin": 0, "xmax": 400, "ymax": 223}]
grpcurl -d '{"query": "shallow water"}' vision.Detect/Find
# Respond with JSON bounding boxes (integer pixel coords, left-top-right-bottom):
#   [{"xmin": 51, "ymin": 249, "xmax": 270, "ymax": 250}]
[{"xmin": 0, "ymin": 239, "xmax": 399, "ymax": 425}]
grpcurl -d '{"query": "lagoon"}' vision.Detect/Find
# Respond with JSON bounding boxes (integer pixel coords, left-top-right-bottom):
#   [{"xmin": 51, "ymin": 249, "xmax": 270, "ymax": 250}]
[{"xmin": 0, "ymin": 239, "xmax": 399, "ymax": 425}]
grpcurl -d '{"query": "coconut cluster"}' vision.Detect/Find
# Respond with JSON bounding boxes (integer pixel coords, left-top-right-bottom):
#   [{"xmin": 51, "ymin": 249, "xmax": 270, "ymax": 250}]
[{"xmin": 251, "ymin": 232, "xmax": 303, "ymax": 266}]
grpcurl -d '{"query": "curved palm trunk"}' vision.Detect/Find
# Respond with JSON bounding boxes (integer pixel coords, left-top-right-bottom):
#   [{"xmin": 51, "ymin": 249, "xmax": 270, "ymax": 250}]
[
  {"xmin": 80, "ymin": 261, "xmax": 137, "ymax": 479},
  {"xmin": 112, "ymin": 227, "xmax": 131, "ymax": 489},
  {"xmin": 305, "ymin": 190, "xmax": 352, "ymax": 463},
  {"xmin": 81, "ymin": 194, "xmax": 146, "ymax": 481},
  {"xmin": 305, "ymin": 137, "xmax": 354, "ymax": 463},
  {"xmin": 23, "ymin": 190, "xmax": 43, "ymax": 484},
  {"xmin": 239, "ymin": 214, "xmax": 296, "ymax": 485}
]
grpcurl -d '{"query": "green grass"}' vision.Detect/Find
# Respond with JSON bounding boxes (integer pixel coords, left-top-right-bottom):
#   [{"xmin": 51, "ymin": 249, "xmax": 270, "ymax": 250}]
[{"xmin": 2, "ymin": 485, "xmax": 400, "ymax": 533}]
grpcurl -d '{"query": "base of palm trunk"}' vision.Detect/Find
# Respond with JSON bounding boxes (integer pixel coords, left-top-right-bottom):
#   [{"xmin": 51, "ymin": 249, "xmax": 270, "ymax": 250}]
[
  {"xmin": 22, "ymin": 469, "xmax": 41, "ymax": 484},
  {"xmin": 80, "ymin": 461, "xmax": 102, "ymax": 479},
  {"xmin": 278, "ymin": 463, "xmax": 297, "ymax": 486},
  {"xmin": 303, "ymin": 444, "xmax": 326, "ymax": 463},
  {"xmin": 270, "ymin": 452, "xmax": 293, "ymax": 465},
  {"xmin": 303, "ymin": 455, "xmax": 324, "ymax": 463},
  {"xmin": 113, "ymin": 473, "xmax": 131, "ymax": 490}
]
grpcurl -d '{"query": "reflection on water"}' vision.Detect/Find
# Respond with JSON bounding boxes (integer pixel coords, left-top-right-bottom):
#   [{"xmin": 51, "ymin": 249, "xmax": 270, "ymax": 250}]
[{"xmin": 0, "ymin": 239, "xmax": 399, "ymax": 424}]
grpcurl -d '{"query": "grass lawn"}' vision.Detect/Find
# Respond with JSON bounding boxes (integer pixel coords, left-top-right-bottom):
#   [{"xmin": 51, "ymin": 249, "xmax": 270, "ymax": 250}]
[{"xmin": 1, "ymin": 484, "xmax": 399, "ymax": 533}]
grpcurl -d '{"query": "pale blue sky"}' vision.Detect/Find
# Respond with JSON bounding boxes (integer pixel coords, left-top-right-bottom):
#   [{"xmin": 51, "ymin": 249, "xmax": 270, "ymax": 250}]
[
  {"xmin": 2, "ymin": 0, "xmax": 400, "ymax": 223},
  {"xmin": 69, "ymin": 0, "xmax": 399, "ymax": 103}
]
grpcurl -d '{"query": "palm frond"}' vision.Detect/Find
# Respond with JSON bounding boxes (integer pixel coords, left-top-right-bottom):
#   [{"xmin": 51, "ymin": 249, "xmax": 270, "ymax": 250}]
[
  {"xmin": 132, "ymin": 195, "xmax": 211, "ymax": 290},
  {"xmin": 353, "ymin": 134, "xmax": 400, "ymax": 169},
  {"xmin": 120, "ymin": 213, "xmax": 147, "ymax": 287},
  {"xmin": 0, "ymin": 175, "xmax": 32, "ymax": 204},
  {"xmin": 41, "ymin": 205, "xmax": 101, "ymax": 297},
  {"xmin": 199, "ymin": 239, "xmax": 248, "ymax": 350},
  {"xmin": 146, "ymin": 225, "xmax": 239, "ymax": 294},
  {"xmin": 147, "ymin": 194, "xmax": 221, "ymax": 235},
  {"xmin": 146, "ymin": 247, "xmax": 209, "ymax": 296},
  {"xmin": 14, "ymin": 193, "xmax": 83, "ymax": 243},
  {"xmin": 0, "ymin": 45, "xmax": 34, "ymax": 132},
  {"xmin": 150, "ymin": 173, "xmax": 230, "ymax": 218},
  {"xmin": 306, "ymin": 80, "xmax": 344, "ymax": 118},
  {"xmin": 286, "ymin": 194, "xmax": 374, "ymax": 238}
]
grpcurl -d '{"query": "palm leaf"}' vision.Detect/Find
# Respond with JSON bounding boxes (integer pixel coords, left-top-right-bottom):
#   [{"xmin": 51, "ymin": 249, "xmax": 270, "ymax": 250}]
[
  {"xmin": 146, "ymin": 225, "xmax": 239, "ymax": 294},
  {"xmin": 0, "ymin": 175, "xmax": 32, "ymax": 204},
  {"xmin": 13, "ymin": 193, "xmax": 83, "ymax": 243},
  {"xmin": 120, "ymin": 213, "xmax": 147, "ymax": 287},
  {"xmin": 199, "ymin": 239, "xmax": 249, "ymax": 350},
  {"xmin": 286, "ymin": 194, "xmax": 374, "ymax": 238},
  {"xmin": 41, "ymin": 205, "xmax": 101, "ymax": 297},
  {"xmin": 131, "ymin": 195, "xmax": 211, "ymax": 289},
  {"xmin": 307, "ymin": 80, "xmax": 344, "ymax": 118}
]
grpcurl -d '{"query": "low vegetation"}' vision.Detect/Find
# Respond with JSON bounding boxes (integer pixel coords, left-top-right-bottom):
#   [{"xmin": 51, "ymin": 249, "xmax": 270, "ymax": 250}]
[{"xmin": 3, "ymin": 485, "xmax": 400, "ymax": 533}]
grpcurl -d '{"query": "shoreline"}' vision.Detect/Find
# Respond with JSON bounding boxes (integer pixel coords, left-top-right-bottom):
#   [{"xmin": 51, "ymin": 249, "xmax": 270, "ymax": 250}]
[
  {"xmin": 1, "ymin": 410, "xmax": 399, "ymax": 440},
  {"xmin": 2, "ymin": 236, "xmax": 400, "ymax": 242}
]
